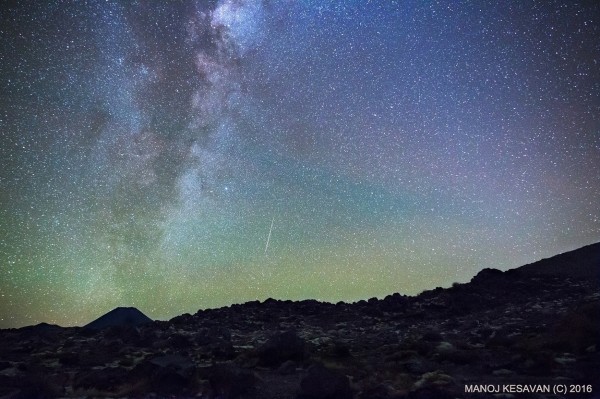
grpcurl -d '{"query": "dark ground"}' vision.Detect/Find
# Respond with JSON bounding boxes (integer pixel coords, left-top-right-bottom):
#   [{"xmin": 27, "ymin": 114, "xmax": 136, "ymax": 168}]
[{"xmin": 1, "ymin": 243, "xmax": 599, "ymax": 399}]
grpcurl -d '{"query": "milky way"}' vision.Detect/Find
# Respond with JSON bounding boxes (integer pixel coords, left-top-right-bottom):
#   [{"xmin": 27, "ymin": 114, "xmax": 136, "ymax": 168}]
[{"xmin": 1, "ymin": 0, "xmax": 599, "ymax": 328}]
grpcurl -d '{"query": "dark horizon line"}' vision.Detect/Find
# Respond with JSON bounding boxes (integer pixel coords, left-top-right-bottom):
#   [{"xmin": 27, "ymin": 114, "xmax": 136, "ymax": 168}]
[{"xmin": 3, "ymin": 240, "xmax": 598, "ymax": 331}]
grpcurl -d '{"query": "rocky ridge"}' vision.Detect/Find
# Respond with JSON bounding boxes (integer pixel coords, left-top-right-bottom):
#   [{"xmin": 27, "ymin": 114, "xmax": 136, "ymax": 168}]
[{"xmin": 0, "ymin": 243, "xmax": 598, "ymax": 398}]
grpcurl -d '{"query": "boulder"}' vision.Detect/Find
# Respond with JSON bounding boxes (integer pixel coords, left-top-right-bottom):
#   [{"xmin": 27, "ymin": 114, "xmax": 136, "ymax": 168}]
[
  {"xmin": 258, "ymin": 330, "xmax": 306, "ymax": 367},
  {"xmin": 298, "ymin": 363, "xmax": 352, "ymax": 399},
  {"xmin": 209, "ymin": 364, "xmax": 256, "ymax": 398}
]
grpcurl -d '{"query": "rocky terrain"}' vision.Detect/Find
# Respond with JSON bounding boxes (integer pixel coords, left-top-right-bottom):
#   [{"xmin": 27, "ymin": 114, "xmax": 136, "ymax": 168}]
[{"xmin": 1, "ymin": 243, "xmax": 599, "ymax": 399}]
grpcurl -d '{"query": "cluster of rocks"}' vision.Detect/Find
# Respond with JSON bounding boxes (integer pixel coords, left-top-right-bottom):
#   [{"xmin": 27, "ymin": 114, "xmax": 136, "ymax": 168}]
[{"xmin": 0, "ymin": 243, "xmax": 598, "ymax": 398}]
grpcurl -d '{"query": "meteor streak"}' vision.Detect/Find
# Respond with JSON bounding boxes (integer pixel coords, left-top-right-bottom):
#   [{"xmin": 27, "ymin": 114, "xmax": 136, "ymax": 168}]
[{"xmin": 264, "ymin": 216, "xmax": 274, "ymax": 255}]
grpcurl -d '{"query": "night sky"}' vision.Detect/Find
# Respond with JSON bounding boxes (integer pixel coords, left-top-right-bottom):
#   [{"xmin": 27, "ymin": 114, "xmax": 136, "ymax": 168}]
[{"xmin": 1, "ymin": 0, "xmax": 599, "ymax": 328}]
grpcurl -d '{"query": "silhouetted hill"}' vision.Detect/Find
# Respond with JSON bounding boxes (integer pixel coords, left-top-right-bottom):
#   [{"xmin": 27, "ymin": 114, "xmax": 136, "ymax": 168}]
[
  {"xmin": 0, "ymin": 243, "xmax": 598, "ymax": 398},
  {"xmin": 84, "ymin": 306, "xmax": 152, "ymax": 330},
  {"xmin": 516, "ymin": 242, "xmax": 600, "ymax": 280},
  {"xmin": 17, "ymin": 322, "xmax": 63, "ymax": 333}
]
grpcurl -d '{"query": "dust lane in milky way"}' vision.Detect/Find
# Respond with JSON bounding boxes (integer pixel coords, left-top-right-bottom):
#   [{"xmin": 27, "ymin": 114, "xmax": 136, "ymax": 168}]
[{"xmin": 0, "ymin": 0, "xmax": 598, "ymax": 328}]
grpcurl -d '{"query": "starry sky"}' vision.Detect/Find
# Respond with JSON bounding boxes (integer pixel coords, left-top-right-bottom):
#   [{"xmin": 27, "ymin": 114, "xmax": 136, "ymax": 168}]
[{"xmin": 1, "ymin": 0, "xmax": 599, "ymax": 328}]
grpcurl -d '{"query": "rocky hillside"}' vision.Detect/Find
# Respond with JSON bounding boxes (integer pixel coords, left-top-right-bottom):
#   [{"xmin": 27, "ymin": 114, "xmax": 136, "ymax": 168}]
[{"xmin": 0, "ymin": 243, "xmax": 598, "ymax": 398}]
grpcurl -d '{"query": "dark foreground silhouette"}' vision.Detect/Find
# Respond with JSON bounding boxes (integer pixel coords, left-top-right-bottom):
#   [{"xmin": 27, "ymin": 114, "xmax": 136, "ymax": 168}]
[
  {"xmin": 1, "ymin": 243, "xmax": 599, "ymax": 398},
  {"xmin": 84, "ymin": 307, "xmax": 152, "ymax": 331}
]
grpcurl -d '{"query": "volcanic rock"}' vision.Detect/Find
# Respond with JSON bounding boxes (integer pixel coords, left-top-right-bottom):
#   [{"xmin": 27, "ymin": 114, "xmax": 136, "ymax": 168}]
[
  {"xmin": 298, "ymin": 363, "xmax": 352, "ymax": 399},
  {"xmin": 209, "ymin": 363, "xmax": 257, "ymax": 398},
  {"xmin": 0, "ymin": 243, "xmax": 598, "ymax": 398},
  {"xmin": 258, "ymin": 330, "xmax": 307, "ymax": 367}
]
